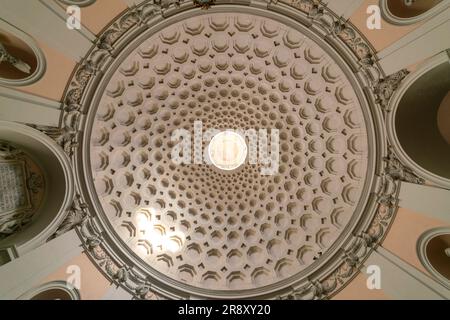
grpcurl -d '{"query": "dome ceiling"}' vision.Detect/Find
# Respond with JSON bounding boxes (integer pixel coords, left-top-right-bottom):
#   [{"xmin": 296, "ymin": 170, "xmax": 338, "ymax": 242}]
[
  {"xmin": 54, "ymin": 0, "xmax": 406, "ymax": 300},
  {"xmin": 89, "ymin": 13, "xmax": 369, "ymax": 292},
  {"xmin": 1, "ymin": 0, "xmax": 445, "ymax": 302}
]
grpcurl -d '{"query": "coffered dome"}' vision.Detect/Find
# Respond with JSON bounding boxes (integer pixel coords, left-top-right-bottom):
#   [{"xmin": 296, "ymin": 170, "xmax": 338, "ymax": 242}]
[
  {"xmin": 2, "ymin": 0, "xmax": 449, "ymax": 303},
  {"xmin": 83, "ymin": 10, "xmax": 374, "ymax": 298}
]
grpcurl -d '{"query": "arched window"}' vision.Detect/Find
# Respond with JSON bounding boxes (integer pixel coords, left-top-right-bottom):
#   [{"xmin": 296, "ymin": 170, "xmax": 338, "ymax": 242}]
[
  {"xmin": 380, "ymin": 0, "xmax": 448, "ymax": 25},
  {"xmin": 59, "ymin": 0, "xmax": 96, "ymax": 7},
  {"xmin": 0, "ymin": 19, "xmax": 46, "ymax": 86},
  {"xmin": 19, "ymin": 281, "xmax": 80, "ymax": 300},
  {"xmin": 417, "ymin": 227, "xmax": 450, "ymax": 289},
  {"xmin": 386, "ymin": 52, "xmax": 450, "ymax": 188}
]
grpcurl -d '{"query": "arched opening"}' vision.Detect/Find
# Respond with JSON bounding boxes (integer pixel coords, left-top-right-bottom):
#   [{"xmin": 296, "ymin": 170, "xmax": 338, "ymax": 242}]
[
  {"xmin": 394, "ymin": 61, "xmax": 450, "ymax": 179},
  {"xmin": 425, "ymin": 233, "xmax": 450, "ymax": 281},
  {"xmin": 380, "ymin": 0, "xmax": 448, "ymax": 25},
  {"xmin": 0, "ymin": 21, "xmax": 45, "ymax": 87},
  {"xmin": 31, "ymin": 288, "xmax": 73, "ymax": 300},
  {"xmin": 0, "ymin": 30, "xmax": 38, "ymax": 80},
  {"xmin": 19, "ymin": 281, "xmax": 80, "ymax": 300},
  {"xmin": 386, "ymin": 0, "xmax": 442, "ymax": 19},
  {"xmin": 418, "ymin": 228, "xmax": 450, "ymax": 288},
  {"xmin": 0, "ymin": 122, "xmax": 74, "ymax": 254},
  {"xmin": 0, "ymin": 141, "xmax": 45, "ymax": 242}
]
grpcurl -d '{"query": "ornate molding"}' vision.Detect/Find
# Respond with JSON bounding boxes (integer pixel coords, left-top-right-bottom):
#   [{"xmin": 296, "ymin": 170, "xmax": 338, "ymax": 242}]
[
  {"xmin": 374, "ymin": 69, "xmax": 409, "ymax": 112},
  {"xmin": 286, "ymin": 0, "xmax": 383, "ymax": 85},
  {"xmin": 78, "ymin": 214, "xmax": 166, "ymax": 300},
  {"xmin": 383, "ymin": 147, "xmax": 425, "ymax": 185},
  {"xmin": 48, "ymin": 194, "xmax": 88, "ymax": 241}
]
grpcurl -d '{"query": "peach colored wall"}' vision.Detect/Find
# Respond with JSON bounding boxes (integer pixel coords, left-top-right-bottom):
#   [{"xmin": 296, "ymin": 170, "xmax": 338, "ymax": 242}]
[
  {"xmin": 349, "ymin": 0, "xmax": 424, "ymax": 52},
  {"xmin": 16, "ymin": 40, "xmax": 76, "ymax": 101},
  {"xmin": 14, "ymin": 0, "xmax": 128, "ymax": 101},
  {"xmin": 41, "ymin": 252, "xmax": 111, "ymax": 300},
  {"xmin": 78, "ymin": 0, "xmax": 128, "ymax": 35},
  {"xmin": 333, "ymin": 272, "xmax": 391, "ymax": 300},
  {"xmin": 56, "ymin": 0, "xmax": 128, "ymax": 35},
  {"xmin": 382, "ymin": 207, "xmax": 448, "ymax": 276}
]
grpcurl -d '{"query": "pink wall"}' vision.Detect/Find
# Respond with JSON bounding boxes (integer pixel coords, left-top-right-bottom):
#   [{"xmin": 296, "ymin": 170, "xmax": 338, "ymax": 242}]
[{"xmin": 41, "ymin": 252, "xmax": 111, "ymax": 300}]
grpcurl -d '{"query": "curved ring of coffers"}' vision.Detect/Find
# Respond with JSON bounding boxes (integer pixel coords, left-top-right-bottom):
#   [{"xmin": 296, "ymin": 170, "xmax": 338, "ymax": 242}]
[{"xmin": 64, "ymin": 1, "xmax": 396, "ymax": 300}]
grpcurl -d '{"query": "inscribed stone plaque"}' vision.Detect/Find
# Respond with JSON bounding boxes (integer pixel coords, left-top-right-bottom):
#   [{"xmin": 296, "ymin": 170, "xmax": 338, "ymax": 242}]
[{"xmin": 0, "ymin": 160, "xmax": 31, "ymax": 215}]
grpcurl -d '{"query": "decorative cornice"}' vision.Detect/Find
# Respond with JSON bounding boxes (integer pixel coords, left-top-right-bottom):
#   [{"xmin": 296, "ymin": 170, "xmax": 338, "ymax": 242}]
[
  {"xmin": 286, "ymin": 0, "xmax": 383, "ymax": 85},
  {"xmin": 78, "ymin": 215, "xmax": 166, "ymax": 299}
]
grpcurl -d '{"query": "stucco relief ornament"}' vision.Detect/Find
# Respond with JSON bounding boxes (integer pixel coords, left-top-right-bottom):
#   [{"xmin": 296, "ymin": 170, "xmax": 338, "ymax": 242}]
[
  {"xmin": 107, "ymin": 263, "xmax": 129, "ymax": 283},
  {"xmin": 345, "ymin": 233, "xmax": 371, "ymax": 266},
  {"xmin": 280, "ymin": 230, "xmax": 375, "ymax": 301},
  {"xmin": 155, "ymin": 0, "xmax": 181, "ymax": 10},
  {"xmin": 48, "ymin": 194, "xmax": 88, "ymax": 241},
  {"xmin": 290, "ymin": 1, "xmax": 382, "ymax": 85},
  {"xmin": 193, "ymin": 0, "xmax": 215, "ymax": 9},
  {"xmin": 280, "ymin": 281, "xmax": 324, "ymax": 300},
  {"xmin": 28, "ymin": 124, "xmax": 78, "ymax": 156},
  {"xmin": 28, "ymin": 106, "xmax": 81, "ymax": 156},
  {"xmin": 0, "ymin": 142, "xmax": 22, "ymax": 159},
  {"xmin": 384, "ymin": 147, "xmax": 425, "ymax": 184},
  {"xmin": 291, "ymin": 0, "xmax": 321, "ymax": 13},
  {"xmin": 134, "ymin": 285, "xmax": 161, "ymax": 300},
  {"xmin": 374, "ymin": 69, "xmax": 410, "ymax": 111}
]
